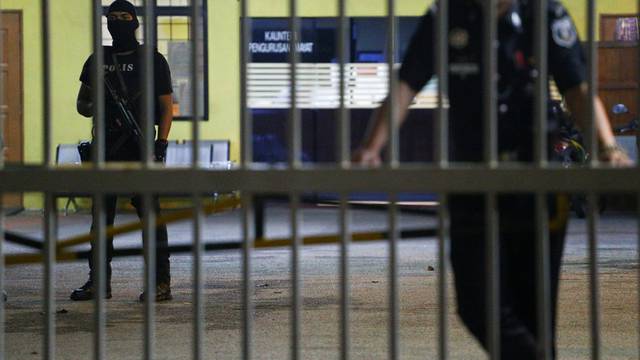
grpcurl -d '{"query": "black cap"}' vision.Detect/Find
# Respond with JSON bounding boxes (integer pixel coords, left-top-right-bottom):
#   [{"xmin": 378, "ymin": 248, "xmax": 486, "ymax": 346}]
[{"xmin": 107, "ymin": 0, "xmax": 137, "ymax": 18}]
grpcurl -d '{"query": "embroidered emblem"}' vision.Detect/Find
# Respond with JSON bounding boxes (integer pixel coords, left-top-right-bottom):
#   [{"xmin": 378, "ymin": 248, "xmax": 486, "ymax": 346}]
[
  {"xmin": 449, "ymin": 28, "xmax": 469, "ymax": 49},
  {"xmin": 551, "ymin": 16, "xmax": 577, "ymax": 48}
]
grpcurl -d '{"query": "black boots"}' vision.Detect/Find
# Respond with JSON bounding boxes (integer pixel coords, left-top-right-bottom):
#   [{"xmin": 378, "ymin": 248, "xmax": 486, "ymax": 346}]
[
  {"xmin": 138, "ymin": 282, "xmax": 172, "ymax": 302},
  {"xmin": 69, "ymin": 280, "xmax": 112, "ymax": 301},
  {"xmin": 71, "ymin": 280, "xmax": 172, "ymax": 302}
]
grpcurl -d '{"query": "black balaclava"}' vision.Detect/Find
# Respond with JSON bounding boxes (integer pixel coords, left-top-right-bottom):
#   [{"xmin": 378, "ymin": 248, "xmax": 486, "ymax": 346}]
[{"xmin": 107, "ymin": 0, "xmax": 139, "ymax": 51}]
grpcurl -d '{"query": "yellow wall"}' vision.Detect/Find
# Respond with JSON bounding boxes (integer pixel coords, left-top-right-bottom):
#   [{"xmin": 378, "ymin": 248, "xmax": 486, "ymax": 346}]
[
  {"xmin": 1, "ymin": 0, "xmax": 637, "ymax": 209},
  {"xmin": 566, "ymin": 0, "xmax": 638, "ymax": 39}
]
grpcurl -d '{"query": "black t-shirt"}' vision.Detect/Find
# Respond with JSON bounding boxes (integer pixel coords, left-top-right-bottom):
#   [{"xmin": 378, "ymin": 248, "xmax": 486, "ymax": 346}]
[
  {"xmin": 80, "ymin": 46, "xmax": 173, "ymax": 128},
  {"xmin": 399, "ymin": 0, "xmax": 585, "ymax": 162}
]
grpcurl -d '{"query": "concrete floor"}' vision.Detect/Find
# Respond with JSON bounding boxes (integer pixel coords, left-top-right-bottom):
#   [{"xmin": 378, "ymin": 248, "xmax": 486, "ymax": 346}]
[{"xmin": 2, "ymin": 204, "xmax": 639, "ymax": 359}]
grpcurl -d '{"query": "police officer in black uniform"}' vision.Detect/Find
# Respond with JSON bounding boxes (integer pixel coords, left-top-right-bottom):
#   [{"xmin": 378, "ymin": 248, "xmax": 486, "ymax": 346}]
[
  {"xmin": 72, "ymin": 0, "xmax": 174, "ymax": 302},
  {"xmin": 354, "ymin": 0, "xmax": 631, "ymax": 358}
]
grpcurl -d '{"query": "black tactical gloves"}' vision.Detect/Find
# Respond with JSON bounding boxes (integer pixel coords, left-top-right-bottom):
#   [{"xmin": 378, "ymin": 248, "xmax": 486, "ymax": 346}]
[{"xmin": 154, "ymin": 139, "xmax": 169, "ymax": 162}]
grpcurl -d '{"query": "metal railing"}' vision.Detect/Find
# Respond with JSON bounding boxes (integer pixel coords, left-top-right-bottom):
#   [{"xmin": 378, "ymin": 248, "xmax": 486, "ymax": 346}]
[{"xmin": 0, "ymin": 0, "xmax": 639, "ymax": 359}]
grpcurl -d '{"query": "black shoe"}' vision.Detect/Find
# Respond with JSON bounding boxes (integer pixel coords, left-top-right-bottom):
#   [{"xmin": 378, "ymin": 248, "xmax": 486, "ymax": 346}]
[
  {"xmin": 139, "ymin": 283, "xmax": 172, "ymax": 302},
  {"xmin": 70, "ymin": 280, "xmax": 112, "ymax": 301}
]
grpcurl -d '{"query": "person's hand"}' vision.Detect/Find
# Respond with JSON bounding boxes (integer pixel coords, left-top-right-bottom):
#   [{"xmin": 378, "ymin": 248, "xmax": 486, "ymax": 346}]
[
  {"xmin": 600, "ymin": 144, "xmax": 634, "ymax": 167},
  {"xmin": 154, "ymin": 139, "xmax": 169, "ymax": 162},
  {"xmin": 352, "ymin": 147, "xmax": 382, "ymax": 167}
]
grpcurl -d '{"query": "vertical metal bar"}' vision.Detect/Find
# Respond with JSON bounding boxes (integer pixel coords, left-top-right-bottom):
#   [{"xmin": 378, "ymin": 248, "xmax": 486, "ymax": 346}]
[
  {"xmin": 483, "ymin": 0, "xmax": 497, "ymax": 166},
  {"xmin": 483, "ymin": 0, "xmax": 499, "ymax": 357},
  {"xmin": 337, "ymin": 0, "xmax": 349, "ymax": 167},
  {"xmin": 41, "ymin": 0, "xmax": 52, "ymax": 166},
  {"xmin": 533, "ymin": 0, "xmax": 548, "ymax": 165},
  {"xmin": 240, "ymin": 0, "xmax": 252, "ymax": 166},
  {"xmin": 337, "ymin": 0, "xmax": 350, "ymax": 354},
  {"xmin": 92, "ymin": 2, "xmax": 106, "ymax": 359},
  {"xmin": 43, "ymin": 193, "xmax": 56, "ymax": 360},
  {"xmin": 190, "ymin": 1, "xmax": 203, "ymax": 357},
  {"xmin": 142, "ymin": 0, "xmax": 158, "ymax": 354},
  {"xmin": 339, "ymin": 193, "xmax": 350, "ymax": 360},
  {"xmin": 587, "ymin": 0, "xmax": 600, "ymax": 357},
  {"xmin": 337, "ymin": 2, "xmax": 350, "ymax": 353},
  {"xmin": 190, "ymin": 0, "xmax": 201, "ymax": 167},
  {"xmin": 192, "ymin": 195, "xmax": 204, "ymax": 360},
  {"xmin": 42, "ymin": 1, "xmax": 55, "ymax": 356},
  {"xmin": 290, "ymin": 192, "xmax": 301, "ymax": 360},
  {"xmin": 486, "ymin": 193, "xmax": 500, "ymax": 360},
  {"xmin": 288, "ymin": 0, "xmax": 301, "ymax": 168},
  {"xmin": 142, "ymin": 0, "xmax": 157, "ymax": 166},
  {"xmin": 240, "ymin": 1, "xmax": 253, "ymax": 357},
  {"xmin": 585, "ymin": 0, "xmax": 598, "ymax": 164},
  {"xmin": 286, "ymin": 0, "xmax": 301, "ymax": 357},
  {"xmin": 437, "ymin": 194, "xmax": 449, "ymax": 360},
  {"xmin": 287, "ymin": 0, "xmax": 302, "ymax": 352},
  {"xmin": 535, "ymin": 193, "xmax": 551, "ymax": 359},
  {"xmin": 386, "ymin": 0, "xmax": 398, "ymax": 166},
  {"xmin": 587, "ymin": 192, "xmax": 600, "ymax": 360},
  {"xmin": 435, "ymin": 0, "xmax": 448, "ymax": 167},
  {"xmin": 93, "ymin": 194, "xmax": 106, "ymax": 360},
  {"xmin": 241, "ymin": 192, "xmax": 254, "ymax": 360},
  {"xmin": 92, "ymin": 0, "xmax": 105, "ymax": 167},
  {"xmin": 388, "ymin": 194, "xmax": 399, "ymax": 360},
  {"xmin": 435, "ymin": 0, "xmax": 449, "ymax": 358},
  {"xmin": 143, "ymin": 193, "xmax": 156, "ymax": 360},
  {"xmin": 533, "ymin": 1, "xmax": 551, "ymax": 359}
]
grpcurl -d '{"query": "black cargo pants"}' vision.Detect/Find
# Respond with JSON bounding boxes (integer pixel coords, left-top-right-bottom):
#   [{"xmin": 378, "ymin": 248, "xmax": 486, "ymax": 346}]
[
  {"xmin": 449, "ymin": 194, "xmax": 568, "ymax": 360},
  {"xmin": 87, "ymin": 132, "xmax": 171, "ymax": 286}
]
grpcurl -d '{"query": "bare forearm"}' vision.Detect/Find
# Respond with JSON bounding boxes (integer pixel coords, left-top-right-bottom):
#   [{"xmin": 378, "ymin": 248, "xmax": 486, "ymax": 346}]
[
  {"xmin": 157, "ymin": 111, "xmax": 172, "ymax": 140},
  {"xmin": 361, "ymin": 81, "xmax": 416, "ymax": 152},
  {"xmin": 564, "ymin": 83, "xmax": 616, "ymax": 147},
  {"xmin": 156, "ymin": 95, "xmax": 173, "ymax": 140}
]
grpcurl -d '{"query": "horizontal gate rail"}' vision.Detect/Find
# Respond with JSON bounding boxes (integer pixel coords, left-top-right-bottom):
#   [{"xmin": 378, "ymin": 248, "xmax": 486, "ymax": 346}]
[{"xmin": 0, "ymin": 167, "xmax": 638, "ymax": 193}]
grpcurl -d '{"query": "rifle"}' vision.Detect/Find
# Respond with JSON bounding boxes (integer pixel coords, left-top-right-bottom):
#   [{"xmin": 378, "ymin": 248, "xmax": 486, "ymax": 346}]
[{"xmin": 104, "ymin": 71, "xmax": 145, "ymax": 157}]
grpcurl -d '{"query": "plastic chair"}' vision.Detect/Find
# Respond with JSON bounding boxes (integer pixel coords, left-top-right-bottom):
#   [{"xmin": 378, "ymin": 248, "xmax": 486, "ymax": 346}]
[
  {"xmin": 166, "ymin": 143, "xmax": 213, "ymax": 167},
  {"xmin": 55, "ymin": 144, "xmax": 83, "ymax": 215}
]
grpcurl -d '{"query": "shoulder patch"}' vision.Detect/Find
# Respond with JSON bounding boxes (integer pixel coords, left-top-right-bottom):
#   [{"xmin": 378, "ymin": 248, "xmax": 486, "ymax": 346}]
[{"xmin": 551, "ymin": 16, "xmax": 577, "ymax": 48}]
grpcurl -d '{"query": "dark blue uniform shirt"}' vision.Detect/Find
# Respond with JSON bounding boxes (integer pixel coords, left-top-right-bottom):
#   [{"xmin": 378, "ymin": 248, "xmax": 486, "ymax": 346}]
[{"xmin": 399, "ymin": 0, "xmax": 585, "ymax": 161}]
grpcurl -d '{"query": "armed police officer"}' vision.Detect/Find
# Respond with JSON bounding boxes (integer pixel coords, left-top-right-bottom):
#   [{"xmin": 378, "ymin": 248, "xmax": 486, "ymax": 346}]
[
  {"xmin": 72, "ymin": 0, "xmax": 174, "ymax": 302},
  {"xmin": 354, "ymin": 0, "xmax": 631, "ymax": 358}
]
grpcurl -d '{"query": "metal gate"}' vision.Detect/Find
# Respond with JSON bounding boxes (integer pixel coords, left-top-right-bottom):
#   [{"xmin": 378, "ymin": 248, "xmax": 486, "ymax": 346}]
[{"xmin": 0, "ymin": 0, "xmax": 639, "ymax": 359}]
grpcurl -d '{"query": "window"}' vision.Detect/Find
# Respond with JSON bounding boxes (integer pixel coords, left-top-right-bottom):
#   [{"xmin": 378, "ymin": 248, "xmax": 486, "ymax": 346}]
[{"xmin": 101, "ymin": 0, "xmax": 208, "ymax": 120}]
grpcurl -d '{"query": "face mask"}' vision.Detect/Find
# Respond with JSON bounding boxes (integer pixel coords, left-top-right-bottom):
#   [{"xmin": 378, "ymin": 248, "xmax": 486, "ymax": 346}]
[{"xmin": 108, "ymin": 18, "xmax": 139, "ymax": 51}]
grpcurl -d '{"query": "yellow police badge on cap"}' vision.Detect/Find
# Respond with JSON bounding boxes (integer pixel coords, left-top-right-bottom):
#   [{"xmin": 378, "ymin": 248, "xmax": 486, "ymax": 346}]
[
  {"xmin": 449, "ymin": 28, "xmax": 469, "ymax": 49},
  {"xmin": 551, "ymin": 16, "xmax": 577, "ymax": 48}
]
